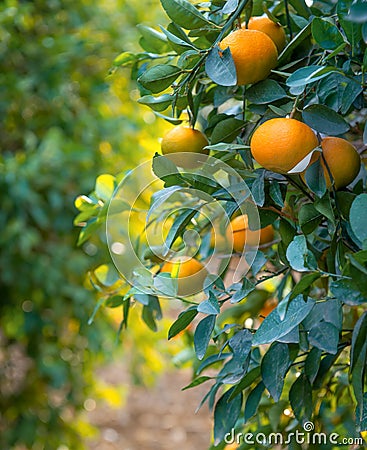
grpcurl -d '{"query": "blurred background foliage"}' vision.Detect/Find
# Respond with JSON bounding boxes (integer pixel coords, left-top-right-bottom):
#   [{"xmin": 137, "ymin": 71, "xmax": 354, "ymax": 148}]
[{"xmin": 0, "ymin": 0, "xmax": 174, "ymax": 448}]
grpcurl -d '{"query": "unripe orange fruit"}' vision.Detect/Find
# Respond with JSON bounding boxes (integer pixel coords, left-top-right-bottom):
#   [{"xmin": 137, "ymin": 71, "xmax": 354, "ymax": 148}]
[
  {"xmin": 219, "ymin": 28, "xmax": 278, "ymax": 85},
  {"xmin": 161, "ymin": 126, "xmax": 209, "ymax": 169},
  {"xmin": 319, "ymin": 137, "xmax": 360, "ymax": 189},
  {"xmin": 247, "ymin": 16, "xmax": 286, "ymax": 53},
  {"xmin": 226, "ymin": 215, "xmax": 274, "ymax": 252},
  {"xmin": 161, "ymin": 258, "xmax": 207, "ymax": 296},
  {"xmin": 250, "ymin": 118, "xmax": 319, "ymax": 174}
]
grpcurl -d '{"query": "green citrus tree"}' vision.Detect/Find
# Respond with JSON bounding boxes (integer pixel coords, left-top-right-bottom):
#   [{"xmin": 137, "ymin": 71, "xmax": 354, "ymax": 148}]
[
  {"xmin": 77, "ymin": 0, "xmax": 367, "ymax": 448},
  {"xmin": 0, "ymin": 0, "xmax": 169, "ymax": 448}
]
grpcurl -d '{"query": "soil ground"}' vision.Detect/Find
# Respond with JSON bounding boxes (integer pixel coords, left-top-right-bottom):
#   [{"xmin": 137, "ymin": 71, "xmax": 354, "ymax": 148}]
[{"xmin": 87, "ymin": 363, "xmax": 212, "ymax": 450}]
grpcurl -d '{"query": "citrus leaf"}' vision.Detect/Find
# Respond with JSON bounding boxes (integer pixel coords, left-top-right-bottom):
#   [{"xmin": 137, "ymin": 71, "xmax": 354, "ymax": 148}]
[
  {"xmin": 160, "ymin": 0, "xmax": 213, "ymax": 30},
  {"xmin": 205, "ymin": 46, "xmax": 237, "ymax": 86},
  {"xmin": 311, "ymin": 17, "xmax": 344, "ymax": 50},
  {"xmin": 246, "ymin": 79, "xmax": 288, "ymax": 104},
  {"xmin": 138, "ymin": 94, "xmax": 173, "ymax": 111},
  {"xmin": 138, "ymin": 64, "xmax": 182, "ymax": 93},
  {"xmin": 194, "ymin": 315, "xmax": 216, "ymax": 360},
  {"xmin": 261, "ymin": 342, "xmax": 291, "ymax": 402},
  {"xmin": 302, "ymin": 104, "xmax": 349, "ymax": 134},
  {"xmin": 214, "ymin": 387, "xmax": 243, "ymax": 445},
  {"xmin": 168, "ymin": 305, "xmax": 198, "ymax": 339},
  {"xmin": 253, "ymin": 295, "xmax": 315, "ymax": 345},
  {"xmin": 350, "ymin": 194, "xmax": 367, "ymax": 245}
]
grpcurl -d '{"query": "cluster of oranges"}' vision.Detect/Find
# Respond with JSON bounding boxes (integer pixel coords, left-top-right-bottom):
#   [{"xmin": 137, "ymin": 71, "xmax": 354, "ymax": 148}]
[{"xmin": 156, "ymin": 15, "xmax": 361, "ymax": 288}]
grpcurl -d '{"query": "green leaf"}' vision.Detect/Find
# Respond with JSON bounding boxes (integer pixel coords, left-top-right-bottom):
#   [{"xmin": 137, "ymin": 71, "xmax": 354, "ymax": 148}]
[
  {"xmin": 230, "ymin": 278, "xmax": 256, "ymax": 303},
  {"xmin": 222, "ymin": 0, "xmax": 239, "ymax": 14},
  {"xmin": 214, "ymin": 387, "xmax": 243, "ymax": 445},
  {"xmin": 160, "ymin": 0, "xmax": 213, "ymax": 30},
  {"xmin": 95, "ymin": 174, "xmax": 115, "ymax": 202},
  {"xmin": 269, "ymin": 182, "xmax": 285, "ymax": 207},
  {"xmin": 136, "ymin": 24, "xmax": 169, "ymax": 53},
  {"xmin": 278, "ymin": 22, "xmax": 312, "ymax": 66},
  {"xmin": 311, "ymin": 17, "xmax": 344, "ymax": 50},
  {"xmin": 229, "ymin": 366, "xmax": 261, "ymax": 400},
  {"xmin": 286, "ymin": 235, "xmax": 317, "ymax": 272},
  {"xmin": 341, "ymin": 78, "xmax": 363, "ymax": 114},
  {"xmin": 289, "ymin": 374, "xmax": 313, "ymax": 424},
  {"xmin": 253, "ymin": 295, "xmax": 315, "ymax": 345},
  {"xmin": 228, "ymin": 329, "xmax": 253, "ymax": 362},
  {"xmin": 308, "ymin": 322, "xmax": 339, "ymax": 354},
  {"xmin": 154, "ymin": 111, "xmax": 183, "ymax": 125},
  {"xmin": 304, "ymin": 158, "xmax": 327, "ymax": 198},
  {"xmin": 182, "ymin": 376, "xmax": 212, "ymax": 390},
  {"xmin": 286, "ymin": 65, "xmax": 339, "ymax": 88},
  {"xmin": 159, "ymin": 25, "xmax": 197, "ymax": 50},
  {"xmin": 196, "ymin": 352, "xmax": 231, "ymax": 375},
  {"xmin": 315, "ymin": 193, "xmax": 335, "ymax": 224},
  {"xmin": 244, "ymin": 381, "xmax": 265, "ymax": 422},
  {"xmin": 205, "ymin": 46, "xmax": 237, "ymax": 87},
  {"xmin": 302, "ymin": 104, "xmax": 349, "ymax": 134},
  {"xmin": 290, "ymin": 272, "xmax": 321, "ymax": 299},
  {"xmin": 151, "ymin": 154, "xmax": 180, "ymax": 185},
  {"xmin": 142, "ymin": 296, "xmax": 162, "ymax": 331},
  {"xmin": 113, "ymin": 51, "xmax": 138, "ymax": 67},
  {"xmin": 77, "ymin": 218, "xmax": 101, "ymax": 246},
  {"xmin": 165, "ymin": 208, "xmax": 197, "ymax": 252},
  {"xmin": 347, "ymin": 0, "xmax": 367, "ymax": 23},
  {"xmin": 194, "ymin": 315, "xmax": 216, "ymax": 360},
  {"xmin": 298, "ymin": 203, "xmax": 323, "ymax": 235},
  {"xmin": 105, "ymin": 295, "xmax": 124, "ymax": 308},
  {"xmin": 338, "ymin": 0, "xmax": 362, "ymax": 50},
  {"xmin": 148, "ymin": 185, "xmax": 182, "ymax": 223},
  {"xmin": 289, "ymin": 0, "xmax": 312, "ymax": 18},
  {"xmin": 137, "ymin": 94, "xmax": 173, "ymax": 111},
  {"xmin": 350, "ymin": 312, "xmax": 367, "ymax": 422},
  {"xmin": 210, "ymin": 118, "xmax": 244, "ymax": 144},
  {"xmin": 94, "ymin": 263, "xmax": 120, "ymax": 287},
  {"xmin": 261, "ymin": 342, "xmax": 291, "ymax": 402},
  {"xmin": 246, "ymin": 79, "xmax": 288, "ymax": 104},
  {"xmin": 304, "ymin": 347, "xmax": 322, "ymax": 384},
  {"xmin": 351, "ymin": 311, "xmax": 367, "ymax": 372},
  {"xmin": 251, "ymin": 170, "xmax": 265, "ymax": 207},
  {"xmin": 350, "ymin": 194, "xmax": 367, "ymax": 245},
  {"xmin": 168, "ymin": 306, "xmax": 198, "ymax": 339},
  {"xmin": 330, "ymin": 279, "xmax": 367, "ymax": 305},
  {"xmin": 138, "ymin": 64, "xmax": 182, "ymax": 93},
  {"xmin": 154, "ymin": 272, "xmax": 178, "ymax": 297},
  {"xmin": 198, "ymin": 291, "xmax": 220, "ymax": 315}
]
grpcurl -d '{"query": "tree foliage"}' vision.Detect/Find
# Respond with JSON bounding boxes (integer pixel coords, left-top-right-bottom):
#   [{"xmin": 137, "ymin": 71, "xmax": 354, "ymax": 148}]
[
  {"xmin": 0, "ymin": 0, "xmax": 168, "ymax": 448},
  {"xmin": 78, "ymin": 0, "xmax": 367, "ymax": 447}
]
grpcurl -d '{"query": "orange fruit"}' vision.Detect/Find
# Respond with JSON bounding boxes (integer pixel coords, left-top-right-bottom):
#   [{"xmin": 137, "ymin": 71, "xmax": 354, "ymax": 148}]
[
  {"xmin": 161, "ymin": 258, "xmax": 207, "ymax": 296},
  {"xmin": 219, "ymin": 28, "xmax": 278, "ymax": 85},
  {"xmin": 226, "ymin": 215, "xmax": 274, "ymax": 252},
  {"xmin": 250, "ymin": 118, "xmax": 319, "ymax": 173},
  {"xmin": 161, "ymin": 126, "xmax": 209, "ymax": 169},
  {"xmin": 311, "ymin": 137, "xmax": 360, "ymax": 190},
  {"xmin": 247, "ymin": 16, "xmax": 286, "ymax": 53}
]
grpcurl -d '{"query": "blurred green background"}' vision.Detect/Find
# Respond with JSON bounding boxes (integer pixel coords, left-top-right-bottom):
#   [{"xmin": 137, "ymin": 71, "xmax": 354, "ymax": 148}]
[{"xmin": 0, "ymin": 1, "xmax": 183, "ymax": 448}]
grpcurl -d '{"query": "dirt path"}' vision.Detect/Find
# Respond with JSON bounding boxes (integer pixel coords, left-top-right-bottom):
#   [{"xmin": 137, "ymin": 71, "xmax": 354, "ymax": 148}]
[{"xmin": 87, "ymin": 363, "xmax": 212, "ymax": 450}]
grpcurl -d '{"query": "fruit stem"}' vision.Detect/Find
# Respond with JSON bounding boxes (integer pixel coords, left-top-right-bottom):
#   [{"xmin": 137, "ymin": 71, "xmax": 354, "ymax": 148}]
[{"xmin": 242, "ymin": 85, "xmax": 246, "ymax": 120}]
